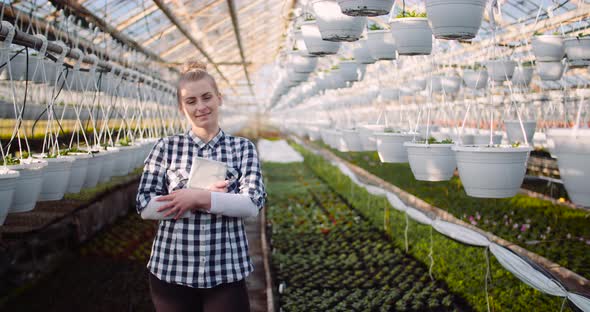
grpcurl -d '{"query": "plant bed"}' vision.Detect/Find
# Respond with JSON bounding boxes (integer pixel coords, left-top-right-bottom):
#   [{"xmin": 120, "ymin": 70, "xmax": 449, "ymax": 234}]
[
  {"xmin": 264, "ymin": 162, "xmax": 471, "ymax": 311},
  {"xmin": 306, "ymin": 140, "xmax": 590, "ymax": 282},
  {"xmin": 295, "ymin": 142, "xmax": 586, "ymax": 311}
]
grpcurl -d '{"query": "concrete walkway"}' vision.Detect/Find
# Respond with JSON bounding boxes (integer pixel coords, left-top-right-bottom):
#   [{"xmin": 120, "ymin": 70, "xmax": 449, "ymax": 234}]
[{"xmin": 244, "ymin": 213, "xmax": 268, "ymax": 312}]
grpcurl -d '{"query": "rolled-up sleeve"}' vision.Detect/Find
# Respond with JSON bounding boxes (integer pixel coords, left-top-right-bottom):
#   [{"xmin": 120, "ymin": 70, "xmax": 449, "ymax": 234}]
[
  {"xmin": 136, "ymin": 138, "xmax": 169, "ymax": 214},
  {"xmin": 238, "ymin": 140, "xmax": 266, "ymax": 210}
]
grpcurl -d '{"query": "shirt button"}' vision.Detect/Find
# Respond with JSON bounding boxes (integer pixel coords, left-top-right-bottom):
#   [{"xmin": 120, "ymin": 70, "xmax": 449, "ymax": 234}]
[
  {"xmin": 201, "ymin": 226, "xmax": 206, "ymax": 230},
  {"xmin": 201, "ymin": 257, "xmax": 206, "ymax": 262}
]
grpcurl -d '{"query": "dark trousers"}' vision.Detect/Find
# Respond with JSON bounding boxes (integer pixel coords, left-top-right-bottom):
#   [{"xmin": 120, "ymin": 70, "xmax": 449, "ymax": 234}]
[{"xmin": 149, "ymin": 272, "xmax": 251, "ymax": 312}]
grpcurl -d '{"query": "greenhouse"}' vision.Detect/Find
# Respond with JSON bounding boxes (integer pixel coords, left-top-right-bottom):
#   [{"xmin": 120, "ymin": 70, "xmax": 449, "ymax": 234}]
[{"xmin": 0, "ymin": 0, "xmax": 589, "ymax": 311}]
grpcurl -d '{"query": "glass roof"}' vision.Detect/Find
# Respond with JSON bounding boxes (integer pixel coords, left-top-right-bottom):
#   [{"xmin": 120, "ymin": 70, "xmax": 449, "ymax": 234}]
[{"xmin": 2, "ymin": 0, "xmax": 590, "ymax": 105}]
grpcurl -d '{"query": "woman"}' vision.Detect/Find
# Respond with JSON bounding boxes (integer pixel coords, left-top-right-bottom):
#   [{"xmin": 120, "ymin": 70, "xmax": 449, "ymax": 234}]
[{"xmin": 136, "ymin": 61, "xmax": 265, "ymax": 312}]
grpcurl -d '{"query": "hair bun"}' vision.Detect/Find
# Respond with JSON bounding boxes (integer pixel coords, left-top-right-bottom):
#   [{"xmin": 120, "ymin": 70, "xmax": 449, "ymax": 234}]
[{"xmin": 181, "ymin": 61, "xmax": 207, "ymax": 74}]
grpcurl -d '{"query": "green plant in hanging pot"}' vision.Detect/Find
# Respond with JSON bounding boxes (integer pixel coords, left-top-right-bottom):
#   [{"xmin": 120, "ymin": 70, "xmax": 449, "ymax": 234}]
[
  {"xmin": 451, "ymin": 143, "xmax": 532, "ymax": 198},
  {"xmin": 32, "ymin": 149, "xmax": 75, "ymax": 202},
  {"xmin": 311, "ymin": 0, "xmax": 367, "ymax": 42},
  {"xmin": 0, "ymin": 157, "xmax": 20, "ymax": 225},
  {"xmin": 425, "ymin": 0, "xmax": 486, "ymax": 40},
  {"xmin": 2, "ymin": 150, "xmax": 47, "ymax": 214},
  {"xmin": 565, "ymin": 32, "xmax": 590, "ymax": 66},
  {"xmin": 531, "ymin": 31, "xmax": 565, "ymax": 62},
  {"xmin": 366, "ymin": 22, "xmax": 396, "ymax": 60},
  {"xmin": 390, "ymin": 9, "xmax": 432, "ymax": 56},
  {"xmin": 404, "ymin": 135, "xmax": 456, "ymax": 181}
]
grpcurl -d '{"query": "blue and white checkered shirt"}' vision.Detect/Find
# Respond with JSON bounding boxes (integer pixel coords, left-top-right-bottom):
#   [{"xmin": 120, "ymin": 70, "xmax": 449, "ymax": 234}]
[{"xmin": 136, "ymin": 128, "xmax": 266, "ymax": 288}]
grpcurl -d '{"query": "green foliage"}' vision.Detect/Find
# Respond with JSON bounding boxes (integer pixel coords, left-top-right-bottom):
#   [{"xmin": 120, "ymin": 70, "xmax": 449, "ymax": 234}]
[
  {"xmin": 418, "ymin": 136, "xmax": 454, "ymax": 144},
  {"xmin": 309, "ymin": 140, "xmax": 590, "ymax": 282},
  {"xmin": 292, "ymin": 142, "xmax": 577, "ymax": 312},
  {"xmin": 369, "ymin": 23, "xmax": 384, "ymax": 31},
  {"xmin": 397, "ymin": 10, "xmax": 427, "ymax": 18},
  {"xmin": 264, "ymin": 162, "xmax": 468, "ymax": 311},
  {"xmin": 0, "ymin": 155, "xmax": 20, "ymax": 165},
  {"xmin": 383, "ymin": 128, "xmax": 400, "ymax": 133}
]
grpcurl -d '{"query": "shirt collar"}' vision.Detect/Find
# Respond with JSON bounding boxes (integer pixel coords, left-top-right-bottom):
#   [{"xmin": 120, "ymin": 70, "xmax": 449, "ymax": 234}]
[{"xmin": 187, "ymin": 128, "xmax": 225, "ymax": 150}]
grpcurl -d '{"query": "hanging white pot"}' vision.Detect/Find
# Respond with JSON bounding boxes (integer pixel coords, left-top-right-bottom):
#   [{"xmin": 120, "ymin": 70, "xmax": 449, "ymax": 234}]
[
  {"xmin": 374, "ymin": 132, "xmax": 414, "ymax": 163},
  {"xmin": 389, "ymin": 17, "xmax": 432, "ymax": 55},
  {"xmin": 546, "ymin": 128, "xmax": 590, "ymax": 207},
  {"xmin": 425, "ymin": 0, "xmax": 486, "ymax": 40},
  {"xmin": 440, "ymin": 76, "xmax": 461, "ymax": 94},
  {"xmin": 404, "ymin": 143, "xmax": 456, "ymax": 181},
  {"xmin": 452, "ymin": 145, "xmax": 532, "ymax": 198},
  {"xmin": 301, "ymin": 21, "xmax": 341, "ymax": 55},
  {"xmin": 289, "ymin": 70, "xmax": 311, "ymax": 82},
  {"xmin": 312, "ymin": 0, "xmax": 367, "ymax": 42},
  {"xmin": 337, "ymin": 0, "xmax": 393, "ymax": 16},
  {"xmin": 339, "ymin": 61, "xmax": 360, "ymax": 81},
  {"xmin": 83, "ymin": 153, "xmax": 105, "ymax": 189},
  {"xmin": 289, "ymin": 52, "xmax": 318, "ymax": 73},
  {"xmin": 565, "ymin": 37, "xmax": 590, "ymax": 65},
  {"xmin": 340, "ymin": 129, "xmax": 364, "ymax": 152},
  {"xmin": 430, "ymin": 76, "xmax": 442, "ymax": 92},
  {"xmin": 411, "ymin": 78, "xmax": 428, "ymax": 91},
  {"xmin": 0, "ymin": 169, "xmax": 19, "ymax": 225},
  {"xmin": 358, "ymin": 124, "xmax": 385, "ymax": 151},
  {"xmin": 101, "ymin": 148, "xmax": 120, "ymax": 181},
  {"xmin": 380, "ymin": 88, "xmax": 399, "ymax": 100},
  {"xmin": 504, "ymin": 120, "xmax": 536, "ymax": 144},
  {"xmin": 112, "ymin": 145, "xmax": 135, "ymax": 176},
  {"xmin": 485, "ymin": 60, "xmax": 516, "ymax": 82},
  {"xmin": 366, "ymin": 29, "xmax": 397, "ymax": 60},
  {"xmin": 531, "ymin": 35, "xmax": 565, "ymax": 62},
  {"xmin": 462, "ymin": 69, "xmax": 488, "ymax": 89},
  {"xmin": 353, "ymin": 38, "xmax": 377, "ymax": 64},
  {"xmin": 327, "ymin": 71, "xmax": 349, "ymax": 89},
  {"xmin": 473, "ymin": 132, "xmax": 503, "ymax": 145},
  {"xmin": 66, "ymin": 153, "xmax": 90, "ymax": 194},
  {"xmin": 536, "ymin": 61, "xmax": 564, "ymax": 81},
  {"xmin": 511, "ymin": 66, "xmax": 534, "ymax": 86},
  {"xmin": 36, "ymin": 155, "xmax": 75, "ymax": 201},
  {"xmin": 8, "ymin": 159, "xmax": 47, "ymax": 213}
]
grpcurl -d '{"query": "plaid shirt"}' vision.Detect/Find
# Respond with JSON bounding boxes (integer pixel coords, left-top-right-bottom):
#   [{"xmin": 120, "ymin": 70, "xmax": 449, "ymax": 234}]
[{"xmin": 136, "ymin": 128, "xmax": 266, "ymax": 288}]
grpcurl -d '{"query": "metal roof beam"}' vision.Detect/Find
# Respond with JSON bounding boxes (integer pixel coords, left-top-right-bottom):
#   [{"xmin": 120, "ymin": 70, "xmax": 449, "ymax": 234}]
[
  {"xmin": 48, "ymin": 0, "xmax": 170, "ymax": 70},
  {"xmin": 152, "ymin": 0, "xmax": 238, "ymax": 95}
]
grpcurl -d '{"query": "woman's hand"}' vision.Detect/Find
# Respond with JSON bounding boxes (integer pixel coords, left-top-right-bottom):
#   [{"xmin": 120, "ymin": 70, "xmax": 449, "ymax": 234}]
[
  {"xmin": 156, "ymin": 188, "xmax": 210, "ymax": 220},
  {"xmin": 208, "ymin": 180, "xmax": 229, "ymax": 193}
]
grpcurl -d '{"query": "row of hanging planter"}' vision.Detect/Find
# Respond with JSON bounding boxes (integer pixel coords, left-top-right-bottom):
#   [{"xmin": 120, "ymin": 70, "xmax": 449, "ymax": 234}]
[
  {"xmin": 0, "ymin": 21, "xmax": 184, "ymax": 227},
  {"xmin": 0, "ymin": 140, "xmax": 156, "ymax": 226}
]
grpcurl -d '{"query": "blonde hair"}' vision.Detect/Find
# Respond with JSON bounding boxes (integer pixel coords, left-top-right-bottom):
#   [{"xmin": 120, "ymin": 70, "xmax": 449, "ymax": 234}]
[{"xmin": 177, "ymin": 60, "xmax": 220, "ymax": 107}]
